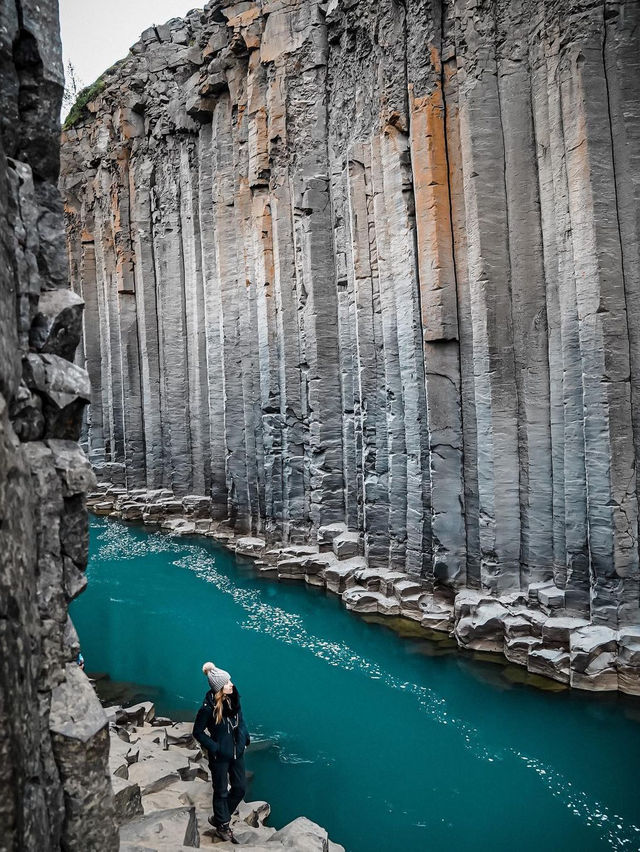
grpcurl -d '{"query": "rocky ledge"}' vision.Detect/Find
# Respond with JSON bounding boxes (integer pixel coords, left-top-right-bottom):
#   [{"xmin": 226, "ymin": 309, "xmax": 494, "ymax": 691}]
[
  {"xmin": 89, "ymin": 486, "xmax": 640, "ymax": 696},
  {"xmin": 108, "ymin": 700, "xmax": 342, "ymax": 850}
]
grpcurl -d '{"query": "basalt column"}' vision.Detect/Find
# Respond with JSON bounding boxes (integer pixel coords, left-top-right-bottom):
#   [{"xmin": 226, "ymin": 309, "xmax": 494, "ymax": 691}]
[
  {"xmin": 62, "ymin": 0, "xmax": 640, "ymax": 637},
  {"xmin": 0, "ymin": 0, "xmax": 117, "ymax": 848}
]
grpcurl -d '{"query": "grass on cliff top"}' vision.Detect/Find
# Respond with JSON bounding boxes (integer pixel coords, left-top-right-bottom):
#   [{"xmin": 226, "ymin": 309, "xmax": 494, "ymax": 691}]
[
  {"xmin": 62, "ymin": 78, "xmax": 106, "ymax": 130},
  {"xmin": 62, "ymin": 57, "xmax": 127, "ymax": 131}
]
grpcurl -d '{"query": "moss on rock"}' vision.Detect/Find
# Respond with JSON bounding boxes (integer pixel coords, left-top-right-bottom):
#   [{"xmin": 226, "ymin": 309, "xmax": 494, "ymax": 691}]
[{"xmin": 62, "ymin": 78, "xmax": 106, "ymax": 130}]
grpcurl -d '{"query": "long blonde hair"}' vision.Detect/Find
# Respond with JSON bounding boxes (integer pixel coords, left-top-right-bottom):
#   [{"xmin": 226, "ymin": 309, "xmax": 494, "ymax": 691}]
[
  {"xmin": 214, "ymin": 688, "xmax": 231, "ymax": 724},
  {"xmin": 203, "ymin": 662, "xmax": 231, "ymax": 723}
]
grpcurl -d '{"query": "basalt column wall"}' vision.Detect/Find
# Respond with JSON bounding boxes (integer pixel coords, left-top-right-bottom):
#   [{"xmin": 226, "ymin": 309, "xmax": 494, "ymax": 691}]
[
  {"xmin": 62, "ymin": 0, "xmax": 640, "ymax": 633},
  {"xmin": 0, "ymin": 1, "xmax": 117, "ymax": 849}
]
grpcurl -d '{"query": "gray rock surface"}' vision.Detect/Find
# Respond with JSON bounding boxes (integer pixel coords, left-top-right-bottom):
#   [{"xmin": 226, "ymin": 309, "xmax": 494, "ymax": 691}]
[
  {"xmin": 62, "ymin": 0, "xmax": 640, "ymax": 691},
  {"xmin": 111, "ymin": 706, "xmax": 342, "ymax": 850},
  {"xmin": 0, "ymin": 0, "xmax": 117, "ymax": 847}
]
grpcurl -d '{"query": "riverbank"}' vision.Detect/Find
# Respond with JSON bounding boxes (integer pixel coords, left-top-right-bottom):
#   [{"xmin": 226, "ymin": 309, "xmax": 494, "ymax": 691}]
[
  {"xmin": 75, "ymin": 515, "xmax": 640, "ymax": 850},
  {"xmin": 88, "ymin": 484, "xmax": 640, "ymax": 695},
  {"xmin": 109, "ymin": 700, "xmax": 343, "ymax": 850}
]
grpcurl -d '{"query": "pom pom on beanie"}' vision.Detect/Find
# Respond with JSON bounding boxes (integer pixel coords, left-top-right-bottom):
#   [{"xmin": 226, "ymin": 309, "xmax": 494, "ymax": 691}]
[{"xmin": 202, "ymin": 661, "xmax": 231, "ymax": 693}]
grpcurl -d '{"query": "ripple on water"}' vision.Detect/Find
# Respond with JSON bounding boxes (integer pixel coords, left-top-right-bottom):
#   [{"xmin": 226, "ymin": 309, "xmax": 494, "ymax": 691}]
[{"xmin": 93, "ymin": 522, "xmax": 640, "ymax": 850}]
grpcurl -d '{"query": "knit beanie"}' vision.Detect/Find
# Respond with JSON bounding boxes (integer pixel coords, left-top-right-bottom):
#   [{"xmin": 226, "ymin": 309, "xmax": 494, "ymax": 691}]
[{"xmin": 202, "ymin": 661, "xmax": 231, "ymax": 693}]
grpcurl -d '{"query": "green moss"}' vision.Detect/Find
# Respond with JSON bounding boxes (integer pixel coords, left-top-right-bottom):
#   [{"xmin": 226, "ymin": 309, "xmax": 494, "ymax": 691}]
[{"xmin": 62, "ymin": 77, "xmax": 106, "ymax": 131}]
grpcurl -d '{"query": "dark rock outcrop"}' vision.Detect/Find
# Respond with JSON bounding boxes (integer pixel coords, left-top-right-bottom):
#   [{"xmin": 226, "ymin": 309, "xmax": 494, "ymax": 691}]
[
  {"xmin": 0, "ymin": 1, "xmax": 117, "ymax": 848},
  {"xmin": 61, "ymin": 0, "xmax": 640, "ymax": 690}
]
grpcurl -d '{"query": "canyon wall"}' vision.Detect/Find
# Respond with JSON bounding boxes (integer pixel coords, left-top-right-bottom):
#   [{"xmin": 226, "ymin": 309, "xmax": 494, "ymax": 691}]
[
  {"xmin": 62, "ymin": 0, "xmax": 640, "ymax": 684},
  {"xmin": 0, "ymin": 1, "xmax": 117, "ymax": 848}
]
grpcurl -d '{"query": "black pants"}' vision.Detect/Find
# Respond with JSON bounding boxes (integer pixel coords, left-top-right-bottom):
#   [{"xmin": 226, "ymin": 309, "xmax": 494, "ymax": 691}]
[{"xmin": 210, "ymin": 756, "xmax": 246, "ymax": 828}]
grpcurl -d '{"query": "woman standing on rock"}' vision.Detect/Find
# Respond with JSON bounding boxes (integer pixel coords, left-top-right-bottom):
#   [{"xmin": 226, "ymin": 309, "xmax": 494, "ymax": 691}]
[{"xmin": 193, "ymin": 661, "xmax": 250, "ymax": 844}]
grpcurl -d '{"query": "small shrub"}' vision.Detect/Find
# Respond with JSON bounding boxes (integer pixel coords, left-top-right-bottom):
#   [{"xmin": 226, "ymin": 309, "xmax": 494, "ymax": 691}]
[{"xmin": 62, "ymin": 78, "xmax": 106, "ymax": 131}]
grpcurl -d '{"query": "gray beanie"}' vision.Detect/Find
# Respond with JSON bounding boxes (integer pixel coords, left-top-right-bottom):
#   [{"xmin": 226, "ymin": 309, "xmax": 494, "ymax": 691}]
[{"xmin": 203, "ymin": 661, "xmax": 231, "ymax": 693}]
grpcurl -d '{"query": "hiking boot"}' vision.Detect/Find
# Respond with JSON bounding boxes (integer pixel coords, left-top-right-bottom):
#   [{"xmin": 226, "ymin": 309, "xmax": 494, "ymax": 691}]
[{"xmin": 212, "ymin": 824, "xmax": 237, "ymax": 843}]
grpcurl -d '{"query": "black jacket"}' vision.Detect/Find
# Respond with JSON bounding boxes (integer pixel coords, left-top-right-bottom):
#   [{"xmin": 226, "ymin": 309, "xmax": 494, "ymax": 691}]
[{"xmin": 193, "ymin": 686, "xmax": 250, "ymax": 762}]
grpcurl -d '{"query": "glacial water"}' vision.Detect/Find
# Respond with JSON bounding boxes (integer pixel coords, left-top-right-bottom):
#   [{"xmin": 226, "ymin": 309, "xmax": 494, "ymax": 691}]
[{"xmin": 73, "ymin": 518, "xmax": 640, "ymax": 852}]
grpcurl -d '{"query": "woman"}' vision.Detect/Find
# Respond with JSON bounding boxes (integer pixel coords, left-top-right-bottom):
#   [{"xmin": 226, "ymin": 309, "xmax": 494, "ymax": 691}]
[{"xmin": 193, "ymin": 661, "xmax": 250, "ymax": 843}]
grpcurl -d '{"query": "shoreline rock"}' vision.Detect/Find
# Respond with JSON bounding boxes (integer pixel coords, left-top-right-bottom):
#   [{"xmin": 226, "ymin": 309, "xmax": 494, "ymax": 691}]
[
  {"xmin": 88, "ymin": 486, "xmax": 640, "ymax": 696},
  {"xmin": 62, "ymin": 0, "xmax": 640, "ymax": 673},
  {"xmin": 109, "ymin": 701, "xmax": 344, "ymax": 850}
]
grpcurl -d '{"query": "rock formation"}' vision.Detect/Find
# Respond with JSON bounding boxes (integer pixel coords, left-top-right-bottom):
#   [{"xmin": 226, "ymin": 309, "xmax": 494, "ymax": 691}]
[
  {"xmin": 0, "ymin": 1, "xmax": 117, "ymax": 848},
  {"xmin": 106, "ymin": 700, "xmax": 344, "ymax": 850},
  {"xmin": 61, "ymin": 0, "xmax": 640, "ymax": 690}
]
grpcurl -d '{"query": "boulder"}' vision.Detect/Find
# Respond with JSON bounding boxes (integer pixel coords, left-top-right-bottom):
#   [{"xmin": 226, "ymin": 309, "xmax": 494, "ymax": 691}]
[
  {"xmin": 570, "ymin": 625, "xmax": 618, "ymax": 691},
  {"xmin": 454, "ymin": 601, "xmax": 507, "ymax": 652},
  {"xmin": 324, "ymin": 558, "xmax": 365, "ymax": 594},
  {"xmin": 182, "ymin": 494, "xmax": 213, "ymax": 518},
  {"xmin": 342, "ymin": 588, "xmax": 400, "ymax": 615},
  {"xmin": 419, "ymin": 595, "xmax": 455, "ymax": 632},
  {"xmin": 9, "ymin": 381, "xmax": 44, "ymax": 440},
  {"xmin": 542, "ymin": 617, "xmax": 589, "ymax": 650},
  {"xmin": 537, "ymin": 584, "xmax": 565, "ymax": 610},
  {"xmin": 277, "ymin": 556, "xmax": 307, "ymax": 580},
  {"xmin": 332, "ymin": 531, "xmax": 360, "ymax": 559},
  {"xmin": 235, "ymin": 800, "xmax": 271, "ymax": 827},
  {"xmin": 127, "ymin": 742, "xmax": 199, "ymax": 795},
  {"xmin": 504, "ymin": 635, "xmax": 541, "ymax": 667},
  {"xmin": 232, "ymin": 823, "xmax": 278, "ymax": 844},
  {"xmin": 119, "ymin": 806, "xmax": 199, "ymax": 848},
  {"xmin": 112, "ymin": 776, "xmax": 144, "ymax": 825},
  {"xmin": 161, "ymin": 518, "xmax": 197, "ymax": 535},
  {"xmin": 29, "ymin": 288, "xmax": 84, "ymax": 360},
  {"xmin": 350, "ymin": 566, "xmax": 388, "ymax": 591},
  {"xmin": 122, "ymin": 702, "xmax": 156, "ymax": 725},
  {"xmin": 618, "ymin": 627, "xmax": 640, "ymax": 695},
  {"xmin": 270, "ymin": 816, "xmax": 330, "ymax": 851},
  {"xmin": 120, "ymin": 502, "xmax": 144, "ymax": 521},
  {"xmin": 23, "ymin": 352, "xmax": 90, "ymax": 439},
  {"xmin": 166, "ymin": 722, "xmax": 198, "ymax": 749},
  {"xmin": 317, "ymin": 522, "xmax": 347, "ymax": 548},
  {"xmin": 527, "ymin": 646, "xmax": 570, "ymax": 683},
  {"xmin": 236, "ymin": 535, "xmax": 267, "ymax": 555}
]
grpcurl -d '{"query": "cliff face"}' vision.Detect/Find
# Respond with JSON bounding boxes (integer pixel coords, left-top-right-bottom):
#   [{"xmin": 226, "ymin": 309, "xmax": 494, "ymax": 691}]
[
  {"xmin": 62, "ymin": 0, "xmax": 640, "ymax": 681},
  {"xmin": 0, "ymin": 1, "xmax": 117, "ymax": 848}
]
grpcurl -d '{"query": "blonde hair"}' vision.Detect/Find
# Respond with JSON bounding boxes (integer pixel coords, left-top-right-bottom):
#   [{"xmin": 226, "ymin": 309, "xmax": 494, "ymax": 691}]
[
  {"xmin": 214, "ymin": 687, "xmax": 229, "ymax": 724},
  {"xmin": 203, "ymin": 662, "xmax": 230, "ymax": 722}
]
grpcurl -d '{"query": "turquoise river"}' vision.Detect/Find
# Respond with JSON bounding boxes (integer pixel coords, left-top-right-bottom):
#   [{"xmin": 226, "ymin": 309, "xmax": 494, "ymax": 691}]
[{"xmin": 73, "ymin": 518, "xmax": 640, "ymax": 852}]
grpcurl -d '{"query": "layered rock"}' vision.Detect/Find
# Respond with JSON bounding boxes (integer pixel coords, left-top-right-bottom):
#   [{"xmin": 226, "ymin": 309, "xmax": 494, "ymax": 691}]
[
  {"xmin": 90, "ymin": 485, "xmax": 640, "ymax": 692},
  {"xmin": 107, "ymin": 700, "xmax": 344, "ymax": 850},
  {"xmin": 62, "ymin": 0, "xmax": 640, "ymax": 685},
  {"xmin": 0, "ymin": 1, "xmax": 117, "ymax": 848}
]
